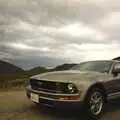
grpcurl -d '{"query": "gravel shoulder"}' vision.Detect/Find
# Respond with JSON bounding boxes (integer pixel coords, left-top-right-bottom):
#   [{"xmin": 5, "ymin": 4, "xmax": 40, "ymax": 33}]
[{"xmin": 0, "ymin": 90, "xmax": 120, "ymax": 120}]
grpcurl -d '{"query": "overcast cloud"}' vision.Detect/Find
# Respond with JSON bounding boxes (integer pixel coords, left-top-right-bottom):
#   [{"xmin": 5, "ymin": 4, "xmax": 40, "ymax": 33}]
[{"xmin": 0, "ymin": 0, "xmax": 120, "ymax": 69}]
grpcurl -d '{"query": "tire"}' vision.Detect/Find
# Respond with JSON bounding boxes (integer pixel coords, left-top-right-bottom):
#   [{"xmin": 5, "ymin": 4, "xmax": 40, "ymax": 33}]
[{"xmin": 83, "ymin": 88, "xmax": 105, "ymax": 120}]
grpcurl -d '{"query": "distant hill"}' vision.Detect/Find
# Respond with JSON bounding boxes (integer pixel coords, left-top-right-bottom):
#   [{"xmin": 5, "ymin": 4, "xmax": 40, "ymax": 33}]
[
  {"xmin": 51, "ymin": 63, "xmax": 77, "ymax": 71},
  {"xmin": 113, "ymin": 57, "xmax": 120, "ymax": 61},
  {"xmin": 26, "ymin": 66, "xmax": 48, "ymax": 76},
  {"xmin": 0, "ymin": 60, "xmax": 24, "ymax": 75},
  {"xmin": 26, "ymin": 63, "xmax": 77, "ymax": 76},
  {"xmin": 0, "ymin": 61, "xmax": 77, "ymax": 88},
  {"xmin": 0, "ymin": 60, "xmax": 77, "ymax": 76}
]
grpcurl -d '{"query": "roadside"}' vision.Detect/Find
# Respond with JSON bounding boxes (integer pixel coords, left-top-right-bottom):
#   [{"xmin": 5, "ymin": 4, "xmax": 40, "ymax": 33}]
[{"xmin": 1, "ymin": 91, "xmax": 120, "ymax": 120}]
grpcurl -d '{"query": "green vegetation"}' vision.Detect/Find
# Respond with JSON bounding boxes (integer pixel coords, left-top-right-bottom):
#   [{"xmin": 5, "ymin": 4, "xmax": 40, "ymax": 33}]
[{"xmin": 0, "ymin": 74, "xmax": 28, "ymax": 89}]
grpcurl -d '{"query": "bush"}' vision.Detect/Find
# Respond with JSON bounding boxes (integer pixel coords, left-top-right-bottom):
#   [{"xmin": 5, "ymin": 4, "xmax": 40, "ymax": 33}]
[{"xmin": 0, "ymin": 75, "xmax": 28, "ymax": 88}]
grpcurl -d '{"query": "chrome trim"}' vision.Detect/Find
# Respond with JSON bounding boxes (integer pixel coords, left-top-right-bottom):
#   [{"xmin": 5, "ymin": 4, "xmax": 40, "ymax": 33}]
[
  {"xmin": 107, "ymin": 91, "xmax": 120, "ymax": 100},
  {"xmin": 31, "ymin": 89, "xmax": 80, "ymax": 96}
]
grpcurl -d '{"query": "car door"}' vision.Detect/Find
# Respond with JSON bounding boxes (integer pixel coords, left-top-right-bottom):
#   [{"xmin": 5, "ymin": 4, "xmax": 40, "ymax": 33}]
[
  {"xmin": 112, "ymin": 63, "xmax": 120, "ymax": 92},
  {"xmin": 106, "ymin": 62, "xmax": 120, "ymax": 98}
]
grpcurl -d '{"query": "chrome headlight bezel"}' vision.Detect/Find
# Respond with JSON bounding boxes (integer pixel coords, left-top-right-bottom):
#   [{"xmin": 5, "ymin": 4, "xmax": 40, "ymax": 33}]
[
  {"xmin": 67, "ymin": 83, "xmax": 77, "ymax": 93},
  {"xmin": 68, "ymin": 83, "xmax": 74, "ymax": 90}
]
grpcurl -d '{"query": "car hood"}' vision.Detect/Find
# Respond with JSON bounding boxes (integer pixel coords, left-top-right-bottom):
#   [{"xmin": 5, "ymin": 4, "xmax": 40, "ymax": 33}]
[{"xmin": 30, "ymin": 70, "xmax": 106, "ymax": 85}]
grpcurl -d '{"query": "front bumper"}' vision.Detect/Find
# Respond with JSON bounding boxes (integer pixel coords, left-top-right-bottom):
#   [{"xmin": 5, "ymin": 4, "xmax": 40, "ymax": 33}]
[{"xmin": 26, "ymin": 87, "xmax": 83, "ymax": 108}]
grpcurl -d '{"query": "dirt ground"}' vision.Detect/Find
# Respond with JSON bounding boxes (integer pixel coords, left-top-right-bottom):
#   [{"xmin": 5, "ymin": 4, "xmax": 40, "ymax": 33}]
[{"xmin": 0, "ymin": 91, "xmax": 120, "ymax": 120}]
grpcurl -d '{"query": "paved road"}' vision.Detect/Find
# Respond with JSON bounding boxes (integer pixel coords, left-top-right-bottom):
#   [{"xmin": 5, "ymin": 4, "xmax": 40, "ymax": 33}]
[{"xmin": 0, "ymin": 91, "xmax": 120, "ymax": 120}]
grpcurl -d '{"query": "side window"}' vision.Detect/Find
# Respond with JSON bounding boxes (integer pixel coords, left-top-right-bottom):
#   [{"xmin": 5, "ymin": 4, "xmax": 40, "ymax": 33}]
[{"xmin": 113, "ymin": 63, "xmax": 120, "ymax": 76}]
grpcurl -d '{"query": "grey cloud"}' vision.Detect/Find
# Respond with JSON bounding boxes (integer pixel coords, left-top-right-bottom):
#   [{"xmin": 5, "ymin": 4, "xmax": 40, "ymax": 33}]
[
  {"xmin": 4, "ymin": 56, "xmax": 68, "ymax": 69},
  {"xmin": 0, "ymin": 0, "xmax": 108, "ymax": 27},
  {"xmin": 0, "ymin": 0, "xmax": 120, "ymax": 68}
]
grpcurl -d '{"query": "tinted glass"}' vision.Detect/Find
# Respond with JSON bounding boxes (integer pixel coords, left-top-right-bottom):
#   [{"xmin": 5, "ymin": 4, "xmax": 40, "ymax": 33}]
[{"xmin": 72, "ymin": 61, "xmax": 112, "ymax": 73}]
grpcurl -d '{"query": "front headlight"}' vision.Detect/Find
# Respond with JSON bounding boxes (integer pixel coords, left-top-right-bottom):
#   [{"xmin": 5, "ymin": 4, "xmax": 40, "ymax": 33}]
[
  {"xmin": 67, "ymin": 83, "xmax": 77, "ymax": 93},
  {"xmin": 68, "ymin": 84, "xmax": 74, "ymax": 90}
]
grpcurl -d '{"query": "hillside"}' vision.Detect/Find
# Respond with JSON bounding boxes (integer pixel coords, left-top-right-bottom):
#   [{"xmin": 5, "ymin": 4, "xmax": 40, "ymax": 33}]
[
  {"xmin": 26, "ymin": 66, "xmax": 48, "ymax": 76},
  {"xmin": 0, "ymin": 60, "xmax": 24, "ymax": 75},
  {"xmin": 0, "ymin": 60, "xmax": 77, "ymax": 76},
  {"xmin": 0, "ymin": 60, "xmax": 25, "ymax": 88},
  {"xmin": 50, "ymin": 63, "xmax": 77, "ymax": 71},
  {"xmin": 0, "ymin": 60, "xmax": 77, "ymax": 88},
  {"xmin": 26, "ymin": 63, "xmax": 77, "ymax": 76}
]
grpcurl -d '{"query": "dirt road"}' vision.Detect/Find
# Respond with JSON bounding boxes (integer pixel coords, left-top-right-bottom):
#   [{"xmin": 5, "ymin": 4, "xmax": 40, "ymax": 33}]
[{"xmin": 0, "ymin": 91, "xmax": 120, "ymax": 120}]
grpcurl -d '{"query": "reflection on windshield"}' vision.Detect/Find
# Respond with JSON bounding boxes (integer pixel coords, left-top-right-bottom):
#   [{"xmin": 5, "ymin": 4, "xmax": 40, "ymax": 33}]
[{"xmin": 71, "ymin": 61, "xmax": 112, "ymax": 73}]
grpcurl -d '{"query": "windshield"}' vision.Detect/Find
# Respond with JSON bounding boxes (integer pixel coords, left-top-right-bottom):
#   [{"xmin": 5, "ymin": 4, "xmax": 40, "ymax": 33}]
[{"xmin": 71, "ymin": 61, "xmax": 112, "ymax": 73}]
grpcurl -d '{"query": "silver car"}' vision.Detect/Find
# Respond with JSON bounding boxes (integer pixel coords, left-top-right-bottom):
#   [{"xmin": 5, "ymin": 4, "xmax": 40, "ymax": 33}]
[{"xmin": 26, "ymin": 60, "xmax": 120, "ymax": 119}]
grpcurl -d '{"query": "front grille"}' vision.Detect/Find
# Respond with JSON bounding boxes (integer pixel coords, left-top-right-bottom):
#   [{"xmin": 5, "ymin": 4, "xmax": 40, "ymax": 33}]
[{"xmin": 30, "ymin": 79, "xmax": 77, "ymax": 94}]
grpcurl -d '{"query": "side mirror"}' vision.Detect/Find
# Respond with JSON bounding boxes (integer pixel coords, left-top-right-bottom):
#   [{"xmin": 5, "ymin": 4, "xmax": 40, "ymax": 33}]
[{"xmin": 113, "ymin": 64, "xmax": 120, "ymax": 76}]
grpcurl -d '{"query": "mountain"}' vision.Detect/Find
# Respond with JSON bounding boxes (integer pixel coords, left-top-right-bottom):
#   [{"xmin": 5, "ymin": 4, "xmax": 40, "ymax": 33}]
[
  {"xmin": 0, "ymin": 60, "xmax": 77, "ymax": 88},
  {"xmin": 0, "ymin": 59, "xmax": 77, "ymax": 76},
  {"xmin": 27, "ymin": 63, "xmax": 77, "ymax": 76},
  {"xmin": 51, "ymin": 63, "xmax": 77, "ymax": 71},
  {"xmin": 0, "ymin": 60, "xmax": 24, "ymax": 75},
  {"xmin": 26, "ymin": 66, "xmax": 48, "ymax": 76}
]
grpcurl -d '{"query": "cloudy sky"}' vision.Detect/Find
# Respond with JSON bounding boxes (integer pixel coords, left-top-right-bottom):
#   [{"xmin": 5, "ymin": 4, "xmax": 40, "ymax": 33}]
[{"xmin": 0, "ymin": 0, "xmax": 120, "ymax": 69}]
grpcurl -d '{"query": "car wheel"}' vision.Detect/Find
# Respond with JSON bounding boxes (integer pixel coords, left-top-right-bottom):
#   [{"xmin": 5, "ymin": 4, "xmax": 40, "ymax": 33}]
[{"xmin": 84, "ymin": 88, "xmax": 105, "ymax": 119}]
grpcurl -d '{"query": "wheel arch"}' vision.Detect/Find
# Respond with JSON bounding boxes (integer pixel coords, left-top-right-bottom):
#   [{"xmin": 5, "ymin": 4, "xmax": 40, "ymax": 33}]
[{"xmin": 84, "ymin": 83, "xmax": 107, "ymax": 103}]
